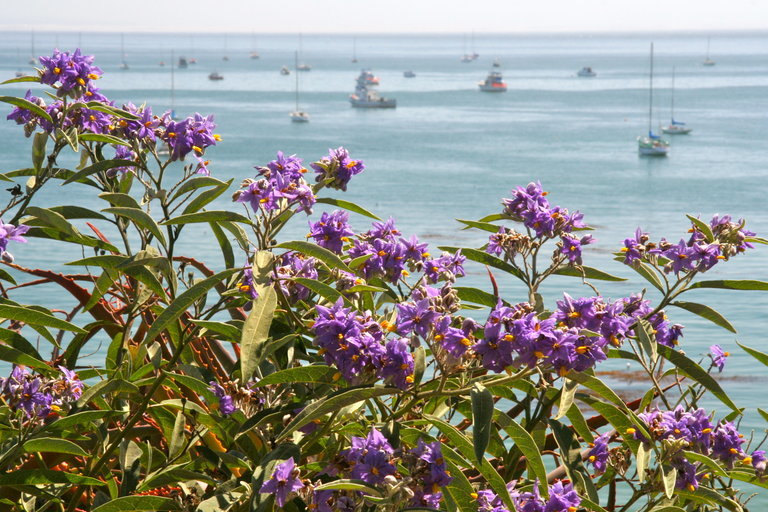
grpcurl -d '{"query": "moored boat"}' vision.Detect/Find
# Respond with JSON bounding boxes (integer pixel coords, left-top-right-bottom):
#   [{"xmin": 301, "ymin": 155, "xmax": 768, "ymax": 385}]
[
  {"xmin": 638, "ymin": 43, "xmax": 669, "ymax": 156},
  {"xmin": 661, "ymin": 66, "xmax": 692, "ymax": 135},
  {"xmin": 577, "ymin": 66, "xmax": 596, "ymax": 77},
  {"xmin": 478, "ymin": 70, "xmax": 507, "ymax": 92},
  {"xmin": 403, "ymin": 70, "xmax": 416, "ymax": 78},
  {"xmin": 350, "ymin": 70, "xmax": 396, "ymax": 108},
  {"xmin": 208, "ymin": 72, "xmax": 224, "ymax": 81}
]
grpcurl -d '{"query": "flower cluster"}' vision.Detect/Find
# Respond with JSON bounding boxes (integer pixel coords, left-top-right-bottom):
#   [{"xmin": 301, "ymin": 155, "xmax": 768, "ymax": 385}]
[
  {"xmin": 274, "ymin": 252, "xmax": 318, "ymax": 303},
  {"xmin": 0, "ymin": 366, "xmax": 82, "ymax": 419},
  {"xmin": 620, "ymin": 215, "xmax": 755, "ymax": 274},
  {"xmin": 234, "ymin": 152, "xmax": 315, "ymax": 215},
  {"xmin": 0, "ymin": 220, "xmax": 29, "ymax": 263},
  {"xmin": 586, "ymin": 432, "xmax": 611, "ymax": 474},
  {"xmin": 474, "ymin": 293, "xmax": 684, "ymax": 375},
  {"xmin": 491, "ymin": 182, "xmax": 593, "ymax": 265},
  {"xmin": 308, "ymin": 210, "xmax": 354, "ymax": 254},
  {"xmin": 475, "ymin": 480, "xmax": 580, "ymax": 512},
  {"xmin": 207, "ymin": 380, "xmax": 264, "ymax": 416},
  {"xmin": 633, "ymin": 406, "xmax": 766, "ymax": 490},
  {"xmin": 312, "ymin": 299, "xmax": 414, "ymax": 388},
  {"xmin": 158, "ymin": 113, "xmax": 219, "ymax": 161},
  {"xmin": 311, "ymin": 147, "xmax": 365, "ymax": 191},
  {"xmin": 38, "ymin": 48, "xmax": 102, "ymax": 98},
  {"xmin": 321, "ymin": 429, "xmax": 452, "ymax": 509},
  {"xmin": 260, "ymin": 457, "xmax": 304, "ymax": 507}
]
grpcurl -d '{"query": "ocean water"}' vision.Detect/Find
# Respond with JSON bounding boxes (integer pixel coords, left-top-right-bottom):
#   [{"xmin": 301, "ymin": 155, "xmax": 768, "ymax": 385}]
[{"xmin": 1, "ymin": 30, "xmax": 768, "ymax": 481}]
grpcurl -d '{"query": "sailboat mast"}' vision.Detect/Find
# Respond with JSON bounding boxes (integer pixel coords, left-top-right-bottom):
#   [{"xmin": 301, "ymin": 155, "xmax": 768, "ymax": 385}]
[
  {"xmin": 648, "ymin": 43, "xmax": 654, "ymax": 135},
  {"xmin": 706, "ymin": 37, "xmax": 711, "ymax": 60},
  {"xmin": 294, "ymin": 51, "xmax": 299, "ymax": 110},
  {"xmin": 171, "ymin": 49, "xmax": 176, "ymax": 113},
  {"xmin": 670, "ymin": 65, "xmax": 675, "ymax": 121}
]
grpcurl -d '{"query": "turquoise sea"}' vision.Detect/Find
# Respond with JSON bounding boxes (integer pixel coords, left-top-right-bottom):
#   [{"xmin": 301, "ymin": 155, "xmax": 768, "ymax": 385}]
[{"xmin": 1, "ymin": 30, "xmax": 767, "ymax": 463}]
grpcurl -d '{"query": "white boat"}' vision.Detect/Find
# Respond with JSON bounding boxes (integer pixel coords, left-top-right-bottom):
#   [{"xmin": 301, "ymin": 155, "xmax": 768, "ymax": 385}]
[
  {"xmin": 661, "ymin": 66, "xmax": 692, "ymax": 135},
  {"xmin": 703, "ymin": 37, "xmax": 716, "ymax": 66},
  {"xmin": 461, "ymin": 54, "xmax": 473, "ymax": 63},
  {"xmin": 492, "ymin": 59, "xmax": 501, "ymax": 68},
  {"xmin": 290, "ymin": 52, "xmax": 310, "ymax": 123},
  {"xmin": 280, "ymin": 66, "xmax": 291, "ymax": 76},
  {"xmin": 577, "ymin": 66, "xmax": 596, "ymax": 77},
  {"xmin": 119, "ymin": 33, "xmax": 129, "ymax": 70},
  {"xmin": 403, "ymin": 70, "xmax": 416, "ymax": 78},
  {"xmin": 638, "ymin": 43, "xmax": 670, "ymax": 156},
  {"xmin": 297, "ymin": 63, "xmax": 312, "ymax": 72},
  {"xmin": 349, "ymin": 70, "xmax": 396, "ymax": 108},
  {"xmin": 250, "ymin": 52, "xmax": 260, "ymax": 60},
  {"xmin": 478, "ymin": 70, "xmax": 507, "ymax": 92}
]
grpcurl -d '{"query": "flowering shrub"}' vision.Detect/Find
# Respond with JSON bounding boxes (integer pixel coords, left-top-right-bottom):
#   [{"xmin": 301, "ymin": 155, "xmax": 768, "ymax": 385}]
[{"xmin": 0, "ymin": 49, "xmax": 766, "ymax": 512}]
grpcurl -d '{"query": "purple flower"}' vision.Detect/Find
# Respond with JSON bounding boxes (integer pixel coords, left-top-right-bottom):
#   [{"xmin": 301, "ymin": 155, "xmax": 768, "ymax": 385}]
[
  {"xmin": 55, "ymin": 366, "xmax": 83, "ymax": 401},
  {"xmin": 0, "ymin": 220, "xmax": 30, "ymax": 262},
  {"xmin": 351, "ymin": 449, "xmax": 396, "ymax": 484},
  {"xmin": 208, "ymin": 381, "xmax": 236, "ymax": 415},
  {"xmin": 397, "ymin": 299, "xmax": 439, "ymax": 338},
  {"xmin": 423, "ymin": 251, "xmax": 466, "ymax": 283},
  {"xmin": 434, "ymin": 315, "xmax": 471, "ymax": 358},
  {"xmin": 39, "ymin": 49, "xmax": 102, "ymax": 97},
  {"xmin": 18, "ymin": 377, "xmax": 52, "ymax": 418},
  {"xmin": 275, "ymin": 252, "xmax": 318, "ymax": 303},
  {"xmin": 238, "ymin": 265, "xmax": 260, "ymax": 300},
  {"xmin": 311, "ymin": 147, "xmax": 365, "ymax": 191},
  {"xmin": 711, "ymin": 421, "xmax": 746, "ymax": 466},
  {"xmin": 7, "ymin": 90, "xmax": 45, "ymax": 125},
  {"xmin": 559, "ymin": 233, "xmax": 594, "ymax": 265},
  {"xmin": 750, "ymin": 450, "xmax": 766, "ymax": 475},
  {"xmin": 378, "ymin": 338, "xmax": 414, "ymax": 389},
  {"xmin": 260, "ymin": 457, "xmax": 304, "ymax": 507},
  {"xmin": 709, "ymin": 344, "xmax": 729, "ymax": 372},
  {"xmin": 309, "ymin": 210, "xmax": 354, "ymax": 254},
  {"xmin": 586, "ymin": 433, "xmax": 610, "ymax": 474},
  {"xmin": 663, "ymin": 239, "xmax": 698, "ymax": 274},
  {"xmin": 544, "ymin": 481, "xmax": 580, "ymax": 512}
]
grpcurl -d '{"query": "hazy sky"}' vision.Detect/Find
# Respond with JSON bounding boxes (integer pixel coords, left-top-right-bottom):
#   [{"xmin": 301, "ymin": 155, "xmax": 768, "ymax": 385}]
[{"xmin": 4, "ymin": 0, "xmax": 767, "ymax": 33}]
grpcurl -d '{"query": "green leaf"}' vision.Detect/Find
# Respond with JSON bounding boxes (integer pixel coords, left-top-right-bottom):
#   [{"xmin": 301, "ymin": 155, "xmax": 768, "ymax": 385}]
[
  {"xmin": 649, "ymin": 507, "xmax": 687, "ymax": 512},
  {"xmin": 493, "ymin": 413, "xmax": 548, "ymax": 496},
  {"xmin": 1, "ymin": 75, "xmax": 40, "ymax": 85},
  {"xmin": 687, "ymin": 279, "xmax": 768, "ymax": 291},
  {"xmin": 313, "ymin": 479, "xmax": 383, "ymax": 497},
  {"xmin": 686, "ymin": 214, "xmax": 715, "ymax": 243},
  {"xmin": 103, "ymin": 207, "xmax": 167, "ymax": 248},
  {"xmin": 92, "ymin": 496, "xmax": 181, "ymax": 512},
  {"xmin": 77, "ymin": 379, "xmax": 140, "ymax": 407},
  {"xmin": 0, "ymin": 304, "xmax": 85, "ymax": 333},
  {"xmin": 162, "ymin": 210, "xmax": 252, "ymax": 226},
  {"xmin": 554, "ymin": 377, "xmax": 578, "ymax": 420},
  {"xmin": 656, "ymin": 345, "xmax": 739, "ymax": 413},
  {"xmin": 635, "ymin": 318, "xmax": 658, "ymax": 364},
  {"xmin": 209, "ymin": 221, "xmax": 234, "ymax": 269},
  {"xmin": 170, "ymin": 176, "xmax": 228, "ymax": 201},
  {"xmin": 315, "ymin": 197, "xmax": 381, "ymax": 220},
  {"xmin": 454, "ymin": 287, "xmax": 502, "ymax": 308},
  {"xmin": 672, "ymin": 301, "xmax": 736, "ymax": 333},
  {"xmin": 182, "ymin": 179, "xmax": 232, "ymax": 215},
  {"xmin": 23, "ymin": 437, "xmax": 88, "ymax": 456},
  {"xmin": 0, "ymin": 268, "xmax": 16, "ymax": 285},
  {"xmin": 0, "ymin": 95, "xmax": 52, "ymax": 122},
  {"xmin": 49, "ymin": 205, "xmax": 110, "ymax": 221},
  {"xmin": 43, "ymin": 410, "xmax": 121, "ymax": 432},
  {"xmin": 0, "ymin": 470, "xmax": 104, "ymax": 486},
  {"xmin": 759, "ymin": 408, "xmax": 768, "ymax": 423},
  {"xmin": 738, "ymin": 342, "xmax": 768, "ymax": 367},
  {"xmin": 456, "ymin": 218, "xmax": 502, "ymax": 233},
  {"xmin": 438, "ymin": 246, "xmax": 525, "ymax": 281},
  {"xmin": 470, "ymin": 383, "xmax": 493, "ymax": 463},
  {"xmin": 0, "ymin": 344, "xmax": 50, "ymax": 372},
  {"xmin": 276, "ymin": 386, "xmax": 399, "ymax": 442},
  {"xmin": 144, "ymin": 268, "xmax": 239, "ymax": 345},
  {"xmin": 240, "ymin": 285, "xmax": 278, "ymax": 383},
  {"xmin": 661, "ymin": 464, "xmax": 677, "ymax": 499},
  {"xmin": 567, "ymin": 371, "xmax": 625, "ymax": 408},
  {"xmin": 579, "ymin": 498, "xmax": 610, "ymax": 512},
  {"xmin": 62, "ymin": 159, "xmax": 137, "ymax": 184},
  {"xmin": 84, "ymin": 101, "xmax": 140, "ymax": 120},
  {"xmin": 24, "ymin": 206, "xmax": 79, "ymax": 235},
  {"xmin": 254, "ymin": 365, "xmax": 336, "ymax": 387},
  {"xmin": 79, "ymin": 133, "xmax": 130, "ymax": 146},
  {"xmin": 99, "ymin": 192, "xmax": 141, "ymax": 209},
  {"xmin": 168, "ymin": 411, "xmax": 186, "ymax": 459},
  {"xmin": 636, "ymin": 442, "xmax": 652, "ymax": 483},
  {"xmin": 277, "ymin": 241, "xmax": 352, "ymax": 273},
  {"xmin": 293, "ymin": 277, "xmax": 348, "ymax": 305},
  {"xmin": 549, "ymin": 419, "xmax": 599, "ymax": 503},
  {"xmin": 615, "ymin": 257, "xmax": 664, "ymax": 292},
  {"xmin": 32, "ymin": 131, "xmax": 47, "ymax": 171},
  {"xmin": 0, "ymin": 327, "xmax": 42, "ymax": 359},
  {"xmin": 553, "ymin": 265, "xmax": 626, "ymax": 282},
  {"xmin": 191, "ymin": 320, "xmax": 242, "ymax": 341},
  {"xmin": 682, "ymin": 450, "xmax": 726, "ymax": 477}
]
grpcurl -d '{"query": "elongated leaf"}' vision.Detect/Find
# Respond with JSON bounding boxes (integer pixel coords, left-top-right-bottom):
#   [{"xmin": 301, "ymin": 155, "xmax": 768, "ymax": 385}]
[
  {"xmin": 209, "ymin": 221, "xmax": 234, "ymax": 269},
  {"xmin": 555, "ymin": 377, "xmax": 578, "ymax": 420},
  {"xmin": 92, "ymin": 496, "xmax": 180, "ymax": 512},
  {"xmin": 25, "ymin": 206, "xmax": 79, "ymax": 235},
  {"xmin": 103, "ymin": 207, "xmax": 167, "ymax": 247},
  {"xmin": 635, "ymin": 318, "xmax": 658, "ymax": 364},
  {"xmin": 162, "ymin": 210, "xmax": 252, "ymax": 226},
  {"xmin": 43, "ymin": 410, "xmax": 121, "ymax": 432},
  {"xmin": 1, "ymin": 76, "xmax": 40, "ymax": 85},
  {"xmin": 191, "ymin": 320, "xmax": 241, "ymax": 341},
  {"xmin": 32, "ymin": 131, "xmax": 47, "ymax": 171},
  {"xmin": 672, "ymin": 301, "xmax": 736, "ymax": 333},
  {"xmin": 313, "ymin": 479, "xmax": 383, "ymax": 497},
  {"xmin": 84, "ymin": 101, "xmax": 140, "ymax": 120},
  {"xmin": 455, "ymin": 287, "xmax": 504, "ymax": 308},
  {"xmin": 688, "ymin": 279, "xmax": 768, "ymax": 291},
  {"xmin": 182, "ymin": 179, "xmax": 232, "ymax": 215},
  {"xmin": 686, "ymin": 215, "xmax": 715, "ymax": 242},
  {"xmin": 737, "ymin": 342, "xmax": 768, "ymax": 367},
  {"xmin": 0, "ymin": 304, "xmax": 85, "ymax": 333},
  {"xmin": 678, "ymin": 488, "xmax": 743, "ymax": 512},
  {"xmin": 315, "ymin": 197, "xmax": 381, "ymax": 220},
  {"xmin": 549, "ymin": 419, "xmax": 599, "ymax": 502},
  {"xmin": 456, "ymin": 218, "xmax": 502, "ymax": 233},
  {"xmin": 0, "ymin": 469, "xmax": 103, "ymax": 486},
  {"xmin": 79, "ymin": 133, "xmax": 130, "ymax": 146},
  {"xmin": 471, "ymin": 383, "xmax": 493, "ymax": 463},
  {"xmin": 99, "ymin": 192, "xmax": 141, "ymax": 209},
  {"xmin": 240, "ymin": 285, "xmax": 278, "ymax": 383},
  {"xmin": 293, "ymin": 277, "xmax": 348, "ymax": 305},
  {"xmin": 636, "ymin": 442, "xmax": 652, "ymax": 483},
  {"xmin": 425, "ymin": 415, "xmax": 516, "ymax": 507},
  {"xmin": 438, "ymin": 246, "xmax": 525, "ymax": 281},
  {"xmin": 682, "ymin": 450, "xmax": 726, "ymax": 477},
  {"xmin": 493, "ymin": 412, "xmax": 548, "ymax": 495},
  {"xmin": 661, "ymin": 465, "xmax": 677, "ymax": 499},
  {"xmin": 615, "ymin": 256, "xmax": 665, "ymax": 292},
  {"xmin": 170, "ymin": 176, "xmax": 228, "ymax": 201},
  {"xmin": 276, "ymin": 386, "xmax": 399, "ymax": 442},
  {"xmin": 254, "ymin": 365, "xmax": 336, "ymax": 387},
  {"xmin": 23, "ymin": 438, "xmax": 88, "ymax": 456},
  {"xmin": 0, "ymin": 327, "xmax": 42, "ymax": 359},
  {"xmin": 567, "ymin": 372, "xmax": 625, "ymax": 408},
  {"xmin": 656, "ymin": 345, "xmax": 739, "ymax": 413},
  {"xmin": 144, "ymin": 268, "xmax": 239, "ymax": 344},
  {"xmin": 77, "ymin": 379, "xmax": 140, "ymax": 407},
  {"xmin": 553, "ymin": 265, "xmax": 626, "ymax": 282},
  {"xmin": 649, "ymin": 507, "xmax": 687, "ymax": 512},
  {"xmin": 277, "ymin": 240, "xmax": 352, "ymax": 273},
  {"xmin": 63, "ymin": 159, "xmax": 137, "ymax": 184},
  {"xmin": 0, "ymin": 344, "xmax": 50, "ymax": 372},
  {"xmin": 168, "ymin": 411, "xmax": 186, "ymax": 459},
  {"xmin": 0, "ymin": 95, "xmax": 52, "ymax": 122},
  {"xmin": 49, "ymin": 205, "xmax": 109, "ymax": 221},
  {"xmin": 0, "ymin": 268, "xmax": 16, "ymax": 285}
]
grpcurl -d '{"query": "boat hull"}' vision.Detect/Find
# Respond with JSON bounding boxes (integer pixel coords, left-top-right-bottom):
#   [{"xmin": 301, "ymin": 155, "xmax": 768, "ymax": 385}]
[
  {"xmin": 637, "ymin": 136, "xmax": 670, "ymax": 156},
  {"xmin": 478, "ymin": 84, "xmax": 507, "ymax": 92},
  {"xmin": 350, "ymin": 98, "xmax": 397, "ymax": 108},
  {"xmin": 661, "ymin": 125, "xmax": 692, "ymax": 135}
]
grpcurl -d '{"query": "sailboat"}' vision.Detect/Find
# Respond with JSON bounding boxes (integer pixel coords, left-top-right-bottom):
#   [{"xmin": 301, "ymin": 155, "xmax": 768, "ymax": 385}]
[
  {"xmin": 119, "ymin": 33, "xmax": 129, "ymax": 70},
  {"xmin": 351, "ymin": 36, "xmax": 358, "ymax": 63},
  {"xmin": 703, "ymin": 37, "xmax": 716, "ymax": 66},
  {"xmin": 250, "ymin": 32, "xmax": 260, "ymax": 59},
  {"xmin": 661, "ymin": 66, "xmax": 691, "ymax": 135},
  {"xmin": 27, "ymin": 30, "xmax": 36, "ymax": 65},
  {"xmin": 169, "ymin": 50, "xmax": 177, "ymax": 120},
  {"xmin": 290, "ymin": 52, "xmax": 310, "ymax": 123},
  {"xmin": 637, "ymin": 43, "xmax": 670, "ymax": 156},
  {"xmin": 297, "ymin": 34, "xmax": 312, "ymax": 71}
]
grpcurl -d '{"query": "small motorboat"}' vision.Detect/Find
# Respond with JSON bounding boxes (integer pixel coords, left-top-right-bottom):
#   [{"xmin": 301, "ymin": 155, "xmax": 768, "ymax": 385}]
[
  {"xmin": 403, "ymin": 70, "xmax": 416, "ymax": 78},
  {"xmin": 577, "ymin": 67, "xmax": 596, "ymax": 77},
  {"xmin": 208, "ymin": 72, "xmax": 224, "ymax": 81},
  {"xmin": 178, "ymin": 57, "xmax": 188, "ymax": 69},
  {"xmin": 297, "ymin": 63, "xmax": 312, "ymax": 71},
  {"xmin": 290, "ymin": 111, "xmax": 310, "ymax": 123},
  {"xmin": 478, "ymin": 71, "xmax": 507, "ymax": 92},
  {"xmin": 280, "ymin": 66, "xmax": 291, "ymax": 76}
]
